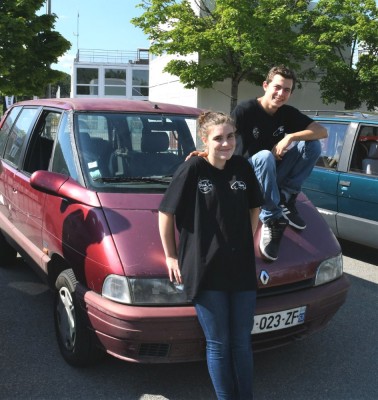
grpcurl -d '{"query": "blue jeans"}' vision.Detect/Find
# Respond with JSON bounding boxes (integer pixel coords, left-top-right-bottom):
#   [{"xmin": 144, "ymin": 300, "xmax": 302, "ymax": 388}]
[
  {"xmin": 193, "ymin": 290, "xmax": 256, "ymax": 400},
  {"xmin": 249, "ymin": 140, "xmax": 321, "ymax": 223}
]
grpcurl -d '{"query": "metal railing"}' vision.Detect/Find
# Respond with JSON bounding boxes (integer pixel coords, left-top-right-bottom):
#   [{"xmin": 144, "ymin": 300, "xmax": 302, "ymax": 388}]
[{"xmin": 75, "ymin": 48, "xmax": 149, "ymax": 65}]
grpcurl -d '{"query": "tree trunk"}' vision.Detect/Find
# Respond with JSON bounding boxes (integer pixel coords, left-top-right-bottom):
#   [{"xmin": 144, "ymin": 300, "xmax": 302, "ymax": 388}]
[{"xmin": 230, "ymin": 77, "xmax": 239, "ymax": 114}]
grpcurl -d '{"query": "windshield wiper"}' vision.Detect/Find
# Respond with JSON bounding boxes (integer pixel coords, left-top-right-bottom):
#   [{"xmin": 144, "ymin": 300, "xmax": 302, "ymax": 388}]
[{"xmin": 93, "ymin": 176, "xmax": 171, "ymax": 184}]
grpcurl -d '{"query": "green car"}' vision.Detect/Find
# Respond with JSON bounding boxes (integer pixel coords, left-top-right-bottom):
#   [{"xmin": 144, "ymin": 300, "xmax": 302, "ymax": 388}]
[{"xmin": 302, "ymin": 111, "xmax": 378, "ymax": 249}]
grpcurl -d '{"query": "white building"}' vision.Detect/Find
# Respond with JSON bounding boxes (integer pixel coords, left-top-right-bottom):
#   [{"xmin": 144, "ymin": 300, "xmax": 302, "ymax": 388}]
[
  {"xmin": 71, "ymin": 49, "xmax": 149, "ymax": 100},
  {"xmin": 148, "ymin": 0, "xmax": 347, "ymax": 113},
  {"xmin": 149, "ymin": 52, "xmax": 343, "ymax": 112}
]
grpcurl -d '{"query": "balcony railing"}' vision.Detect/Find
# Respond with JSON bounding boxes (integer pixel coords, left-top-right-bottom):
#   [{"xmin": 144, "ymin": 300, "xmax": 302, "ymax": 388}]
[{"xmin": 75, "ymin": 49, "xmax": 149, "ymax": 65}]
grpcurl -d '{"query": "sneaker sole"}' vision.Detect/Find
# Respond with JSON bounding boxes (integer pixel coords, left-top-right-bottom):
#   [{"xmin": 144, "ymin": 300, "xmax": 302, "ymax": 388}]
[
  {"xmin": 282, "ymin": 214, "xmax": 306, "ymax": 230},
  {"xmin": 259, "ymin": 238, "xmax": 278, "ymax": 261}
]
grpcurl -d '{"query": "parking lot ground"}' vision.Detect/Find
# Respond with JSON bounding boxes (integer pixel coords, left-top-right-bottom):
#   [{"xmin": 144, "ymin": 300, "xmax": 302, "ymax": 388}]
[{"xmin": 0, "ymin": 241, "xmax": 377, "ymax": 400}]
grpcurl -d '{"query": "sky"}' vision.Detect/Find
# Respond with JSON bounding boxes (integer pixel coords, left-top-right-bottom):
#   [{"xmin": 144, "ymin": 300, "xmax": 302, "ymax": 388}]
[{"xmin": 46, "ymin": 0, "xmax": 150, "ymax": 74}]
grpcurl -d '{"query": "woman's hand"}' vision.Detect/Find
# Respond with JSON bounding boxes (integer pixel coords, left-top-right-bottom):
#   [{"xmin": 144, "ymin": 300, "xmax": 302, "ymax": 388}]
[
  {"xmin": 159, "ymin": 211, "xmax": 182, "ymax": 284},
  {"xmin": 165, "ymin": 256, "xmax": 182, "ymax": 284},
  {"xmin": 185, "ymin": 150, "xmax": 208, "ymax": 161}
]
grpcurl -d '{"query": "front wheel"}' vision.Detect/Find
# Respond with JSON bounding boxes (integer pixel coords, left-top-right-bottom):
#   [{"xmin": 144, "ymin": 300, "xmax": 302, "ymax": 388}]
[{"xmin": 54, "ymin": 269, "xmax": 104, "ymax": 366}]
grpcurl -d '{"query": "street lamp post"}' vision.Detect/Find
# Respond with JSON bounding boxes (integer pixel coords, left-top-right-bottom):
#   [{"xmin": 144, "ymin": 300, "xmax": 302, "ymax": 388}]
[{"xmin": 46, "ymin": 0, "xmax": 52, "ymax": 98}]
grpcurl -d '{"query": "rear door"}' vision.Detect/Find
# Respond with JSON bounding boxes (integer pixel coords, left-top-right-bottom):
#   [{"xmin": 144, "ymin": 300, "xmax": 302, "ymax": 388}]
[
  {"xmin": 1, "ymin": 106, "xmax": 41, "ymax": 232},
  {"xmin": 2, "ymin": 107, "xmax": 62, "ymax": 253},
  {"xmin": 336, "ymin": 124, "xmax": 378, "ymax": 247}
]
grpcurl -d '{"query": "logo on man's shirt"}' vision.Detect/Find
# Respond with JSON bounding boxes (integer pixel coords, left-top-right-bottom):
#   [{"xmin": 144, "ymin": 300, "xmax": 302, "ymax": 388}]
[
  {"xmin": 273, "ymin": 126, "xmax": 285, "ymax": 136},
  {"xmin": 231, "ymin": 181, "xmax": 246, "ymax": 190},
  {"xmin": 198, "ymin": 179, "xmax": 213, "ymax": 194},
  {"xmin": 252, "ymin": 127, "xmax": 260, "ymax": 139}
]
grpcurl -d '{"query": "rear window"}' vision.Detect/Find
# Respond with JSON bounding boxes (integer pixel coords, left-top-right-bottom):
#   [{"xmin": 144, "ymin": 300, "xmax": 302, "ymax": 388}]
[
  {"xmin": 3, "ymin": 108, "xmax": 39, "ymax": 167},
  {"xmin": 0, "ymin": 107, "xmax": 22, "ymax": 156}
]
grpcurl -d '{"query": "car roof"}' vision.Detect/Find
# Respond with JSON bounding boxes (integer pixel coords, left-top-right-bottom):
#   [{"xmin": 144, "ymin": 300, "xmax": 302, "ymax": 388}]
[
  {"xmin": 302, "ymin": 110, "xmax": 378, "ymax": 123},
  {"xmin": 14, "ymin": 98, "xmax": 202, "ymax": 115}
]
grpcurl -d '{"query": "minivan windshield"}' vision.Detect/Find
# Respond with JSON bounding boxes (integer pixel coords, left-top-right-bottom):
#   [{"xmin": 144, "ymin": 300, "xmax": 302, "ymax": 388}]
[{"xmin": 74, "ymin": 113, "xmax": 198, "ymax": 191}]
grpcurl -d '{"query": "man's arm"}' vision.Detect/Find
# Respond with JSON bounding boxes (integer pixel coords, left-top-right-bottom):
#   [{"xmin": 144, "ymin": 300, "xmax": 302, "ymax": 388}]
[
  {"xmin": 274, "ymin": 121, "xmax": 327, "ymax": 158},
  {"xmin": 250, "ymin": 207, "xmax": 260, "ymax": 236}
]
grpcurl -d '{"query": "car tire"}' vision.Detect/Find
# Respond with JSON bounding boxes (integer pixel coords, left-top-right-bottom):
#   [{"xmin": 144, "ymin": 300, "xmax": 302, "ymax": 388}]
[
  {"xmin": 54, "ymin": 269, "xmax": 104, "ymax": 367},
  {"xmin": 0, "ymin": 231, "xmax": 18, "ymax": 266}
]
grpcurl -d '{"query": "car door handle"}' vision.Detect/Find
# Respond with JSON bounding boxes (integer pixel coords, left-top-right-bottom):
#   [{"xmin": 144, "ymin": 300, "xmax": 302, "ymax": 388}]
[
  {"xmin": 339, "ymin": 180, "xmax": 350, "ymax": 187},
  {"xmin": 12, "ymin": 187, "xmax": 18, "ymax": 193}
]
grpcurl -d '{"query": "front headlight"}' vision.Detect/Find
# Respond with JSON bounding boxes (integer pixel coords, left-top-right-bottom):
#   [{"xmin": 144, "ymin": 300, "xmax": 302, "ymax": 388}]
[
  {"xmin": 102, "ymin": 275, "xmax": 132, "ymax": 304},
  {"xmin": 315, "ymin": 253, "xmax": 343, "ymax": 286},
  {"xmin": 102, "ymin": 275, "xmax": 189, "ymax": 305}
]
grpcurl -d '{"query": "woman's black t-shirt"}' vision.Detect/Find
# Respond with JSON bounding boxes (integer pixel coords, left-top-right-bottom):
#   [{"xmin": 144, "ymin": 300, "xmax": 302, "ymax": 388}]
[{"xmin": 159, "ymin": 155, "xmax": 264, "ymax": 300}]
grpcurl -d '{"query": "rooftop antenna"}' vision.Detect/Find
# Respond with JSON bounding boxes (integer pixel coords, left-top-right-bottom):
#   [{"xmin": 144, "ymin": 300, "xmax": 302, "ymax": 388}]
[
  {"xmin": 73, "ymin": 12, "xmax": 80, "ymax": 52},
  {"xmin": 46, "ymin": 0, "xmax": 51, "ymax": 14}
]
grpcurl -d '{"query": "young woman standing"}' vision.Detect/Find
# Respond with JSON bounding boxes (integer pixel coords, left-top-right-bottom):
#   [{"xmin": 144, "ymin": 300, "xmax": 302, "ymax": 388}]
[{"xmin": 159, "ymin": 111, "xmax": 263, "ymax": 400}]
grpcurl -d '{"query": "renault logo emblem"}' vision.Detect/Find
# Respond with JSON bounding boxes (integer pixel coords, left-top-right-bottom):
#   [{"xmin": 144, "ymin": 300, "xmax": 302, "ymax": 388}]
[{"xmin": 259, "ymin": 270, "xmax": 270, "ymax": 285}]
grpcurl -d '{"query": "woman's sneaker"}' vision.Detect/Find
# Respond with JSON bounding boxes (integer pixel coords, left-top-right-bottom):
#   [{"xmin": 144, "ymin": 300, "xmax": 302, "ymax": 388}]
[
  {"xmin": 259, "ymin": 217, "xmax": 288, "ymax": 261},
  {"xmin": 280, "ymin": 194, "xmax": 306, "ymax": 230}
]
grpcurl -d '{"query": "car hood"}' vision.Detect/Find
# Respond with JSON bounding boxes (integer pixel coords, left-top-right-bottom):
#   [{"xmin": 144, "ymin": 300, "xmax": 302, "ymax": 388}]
[
  {"xmin": 97, "ymin": 192, "xmax": 341, "ymax": 287},
  {"xmin": 97, "ymin": 192, "xmax": 167, "ymax": 277},
  {"xmin": 253, "ymin": 193, "xmax": 341, "ymax": 290}
]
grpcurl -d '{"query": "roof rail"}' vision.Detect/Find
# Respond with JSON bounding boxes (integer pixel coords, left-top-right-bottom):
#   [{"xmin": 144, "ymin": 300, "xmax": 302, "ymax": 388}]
[{"xmin": 301, "ymin": 110, "xmax": 373, "ymax": 119}]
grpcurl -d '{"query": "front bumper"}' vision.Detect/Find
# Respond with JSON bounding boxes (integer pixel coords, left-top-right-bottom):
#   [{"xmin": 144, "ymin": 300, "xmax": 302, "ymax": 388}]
[{"xmin": 76, "ymin": 274, "xmax": 350, "ymax": 363}]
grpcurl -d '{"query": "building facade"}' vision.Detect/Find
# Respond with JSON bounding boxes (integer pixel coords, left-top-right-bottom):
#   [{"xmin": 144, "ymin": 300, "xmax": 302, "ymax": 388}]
[{"xmin": 71, "ymin": 49, "xmax": 149, "ymax": 100}]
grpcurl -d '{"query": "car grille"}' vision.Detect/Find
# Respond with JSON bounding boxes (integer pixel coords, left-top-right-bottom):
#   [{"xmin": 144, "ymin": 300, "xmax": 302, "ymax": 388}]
[
  {"xmin": 139, "ymin": 343, "xmax": 170, "ymax": 357},
  {"xmin": 257, "ymin": 278, "xmax": 314, "ymax": 298},
  {"xmin": 253, "ymin": 324, "xmax": 309, "ymax": 352}
]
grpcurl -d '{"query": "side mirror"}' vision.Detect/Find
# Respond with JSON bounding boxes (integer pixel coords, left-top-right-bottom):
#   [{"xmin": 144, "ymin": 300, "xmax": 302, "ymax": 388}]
[{"xmin": 30, "ymin": 170, "xmax": 100, "ymax": 207}]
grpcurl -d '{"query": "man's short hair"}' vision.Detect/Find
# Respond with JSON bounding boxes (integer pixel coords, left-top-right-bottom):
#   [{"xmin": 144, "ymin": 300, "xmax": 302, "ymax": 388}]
[{"xmin": 265, "ymin": 65, "xmax": 297, "ymax": 92}]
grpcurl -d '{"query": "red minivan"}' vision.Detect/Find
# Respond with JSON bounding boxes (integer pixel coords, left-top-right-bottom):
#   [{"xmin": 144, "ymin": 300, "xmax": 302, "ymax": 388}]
[{"xmin": 0, "ymin": 99, "xmax": 349, "ymax": 366}]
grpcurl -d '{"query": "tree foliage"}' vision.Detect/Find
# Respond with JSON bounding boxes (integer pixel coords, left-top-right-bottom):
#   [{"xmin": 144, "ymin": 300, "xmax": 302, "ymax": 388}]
[
  {"xmin": 133, "ymin": 0, "xmax": 378, "ymax": 111},
  {"xmin": 133, "ymin": 0, "xmax": 311, "ymax": 112},
  {"xmin": 0, "ymin": 0, "xmax": 71, "ymax": 97},
  {"xmin": 303, "ymin": 0, "xmax": 378, "ymax": 110}
]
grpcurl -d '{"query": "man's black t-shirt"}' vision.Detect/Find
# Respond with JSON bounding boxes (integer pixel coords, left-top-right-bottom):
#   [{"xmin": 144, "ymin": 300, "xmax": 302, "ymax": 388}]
[
  {"xmin": 159, "ymin": 156, "xmax": 264, "ymax": 300},
  {"xmin": 232, "ymin": 98, "xmax": 314, "ymax": 158}
]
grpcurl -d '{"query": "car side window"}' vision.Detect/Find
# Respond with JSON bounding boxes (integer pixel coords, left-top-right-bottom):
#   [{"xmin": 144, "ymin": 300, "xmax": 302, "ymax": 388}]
[
  {"xmin": 351, "ymin": 125, "xmax": 378, "ymax": 176},
  {"xmin": 23, "ymin": 111, "xmax": 61, "ymax": 174},
  {"xmin": 3, "ymin": 107, "xmax": 40, "ymax": 167},
  {"xmin": 0, "ymin": 106, "xmax": 22, "ymax": 156},
  {"xmin": 51, "ymin": 113, "xmax": 79, "ymax": 180},
  {"xmin": 316, "ymin": 123, "xmax": 348, "ymax": 169}
]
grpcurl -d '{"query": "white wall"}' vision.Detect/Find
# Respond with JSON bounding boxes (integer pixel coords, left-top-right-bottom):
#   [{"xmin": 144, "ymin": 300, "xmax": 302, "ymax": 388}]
[
  {"xmin": 149, "ymin": 54, "xmax": 199, "ymax": 107},
  {"xmin": 150, "ymin": 62, "xmax": 348, "ymax": 113}
]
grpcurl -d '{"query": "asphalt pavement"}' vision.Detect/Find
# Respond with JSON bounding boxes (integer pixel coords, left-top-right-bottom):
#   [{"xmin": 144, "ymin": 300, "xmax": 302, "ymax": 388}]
[{"xmin": 0, "ymin": 240, "xmax": 377, "ymax": 400}]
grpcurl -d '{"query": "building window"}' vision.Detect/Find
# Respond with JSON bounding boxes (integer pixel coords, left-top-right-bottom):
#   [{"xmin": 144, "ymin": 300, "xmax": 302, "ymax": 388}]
[
  {"xmin": 104, "ymin": 69, "xmax": 126, "ymax": 96},
  {"xmin": 76, "ymin": 68, "xmax": 99, "ymax": 95},
  {"xmin": 132, "ymin": 70, "xmax": 149, "ymax": 97}
]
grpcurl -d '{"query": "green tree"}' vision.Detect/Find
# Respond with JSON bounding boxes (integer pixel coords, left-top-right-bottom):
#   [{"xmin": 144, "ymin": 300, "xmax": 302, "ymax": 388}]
[
  {"xmin": 51, "ymin": 71, "xmax": 71, "ymax": 98},
  {"xmin": 0, "ymin": 0, "xmax": 71, "ymax": 97},
  {"xmin": 303, "ymin": 0, "xmax": 378, "ymax": 110},
  {"xmin": 132, "ymin": 0, "xmax": 311, "ymax": 113}
]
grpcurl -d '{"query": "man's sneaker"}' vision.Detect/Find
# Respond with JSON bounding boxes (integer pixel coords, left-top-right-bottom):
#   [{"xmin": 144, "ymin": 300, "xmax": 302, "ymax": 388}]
[
  {"xmin": 259, "ymin": 217, "xmax": 288, "ymax": 261},
  {"xmin": 280, "ymin": 194, "xmax": 306, "ymax": 230}
]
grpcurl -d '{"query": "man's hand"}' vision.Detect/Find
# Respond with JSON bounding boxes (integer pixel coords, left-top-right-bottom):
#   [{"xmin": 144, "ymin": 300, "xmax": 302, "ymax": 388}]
[
  {"xmin": 272, "ymin": 134, "xmax": 293, "ymax": 160},
  {"xmin": 185, "ymin": 150, "xmax": 208, "ymax": 161}
]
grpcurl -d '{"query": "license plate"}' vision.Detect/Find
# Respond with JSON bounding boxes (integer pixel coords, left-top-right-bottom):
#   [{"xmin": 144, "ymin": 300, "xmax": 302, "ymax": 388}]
[{"xmin": 252, "ymin": 306, "xmax": 306, "ymax": 334}]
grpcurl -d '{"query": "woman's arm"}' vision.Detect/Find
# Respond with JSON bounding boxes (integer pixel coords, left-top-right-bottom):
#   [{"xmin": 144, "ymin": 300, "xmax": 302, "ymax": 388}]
[
  {"xmin": 158, "ymin": 211, "xmax": 182, "ymax": 284},
  {"xmin": 250, "ymin": 207, "xmax": 260, "ymax": 236}
]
